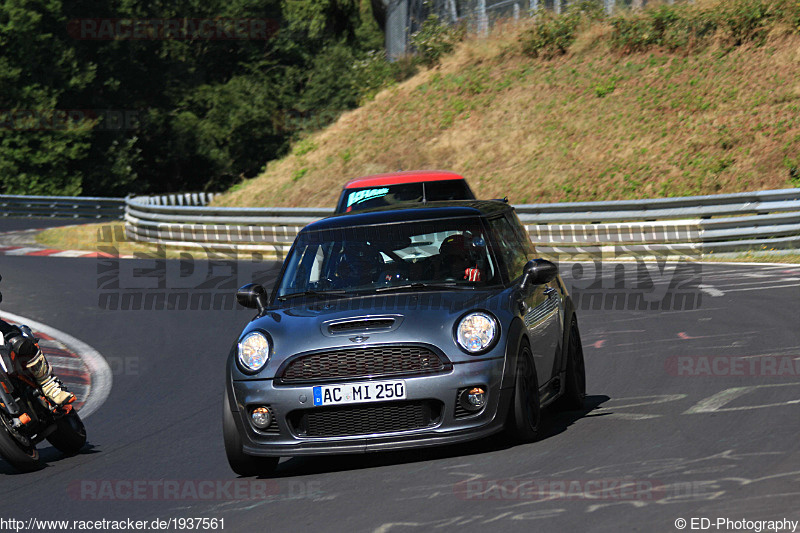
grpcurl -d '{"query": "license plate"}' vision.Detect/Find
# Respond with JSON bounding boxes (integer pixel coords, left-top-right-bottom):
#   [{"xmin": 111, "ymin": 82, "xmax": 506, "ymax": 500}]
[{"xmin": 313, "ymin": 380, "xmax": 406, "ymax": 406}]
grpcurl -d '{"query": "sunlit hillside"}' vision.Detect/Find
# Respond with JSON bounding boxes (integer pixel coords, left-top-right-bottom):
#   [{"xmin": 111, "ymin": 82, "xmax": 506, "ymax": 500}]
[{"xmin": 215, "ymin": 1, "xmax": 800, "ymax": 207}]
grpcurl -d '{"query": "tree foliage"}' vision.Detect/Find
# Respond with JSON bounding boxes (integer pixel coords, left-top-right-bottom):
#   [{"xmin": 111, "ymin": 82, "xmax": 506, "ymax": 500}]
[{"xmin": 0, "ymin": 0, "xmax": 384, "ymax": 196}]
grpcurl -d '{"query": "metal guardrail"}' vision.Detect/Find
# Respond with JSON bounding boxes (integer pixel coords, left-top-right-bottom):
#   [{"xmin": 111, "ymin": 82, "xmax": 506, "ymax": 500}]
[
  {"xmin": 125, "ymin": 195, "xmax": 329, "ymax": 255},
  {"xmin": 387, "ymin": 0, "xmax": 665, "ymax": 59},
  {"xmin": 124, "ymin": 189, "xmax": 800, "ymax": 258},
  {"xmin": 0, "ymin": 194, "xmax": 124, "ymax": 219},
  {"xmin": 134, "ymin": 192, "xmax": 218, "ymax": 207}
]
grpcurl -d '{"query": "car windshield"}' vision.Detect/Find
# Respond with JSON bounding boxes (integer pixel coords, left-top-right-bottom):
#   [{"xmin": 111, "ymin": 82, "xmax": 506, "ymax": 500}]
[
  {"xmin": 337, "ymin": 180, "xmax": 474, "ymax": 213},
  {"xmin": 276, "ymin": 217, "xmax": 498, "ymax": 298}
]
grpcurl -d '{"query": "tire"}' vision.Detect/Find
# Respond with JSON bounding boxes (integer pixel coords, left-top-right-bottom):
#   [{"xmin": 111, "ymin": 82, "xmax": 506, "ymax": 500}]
[
  {"xmin": 560, "ymin": 317, "xmax": 587, "ymax": 411},
  {"xmin": 46, "ymin": 411, "xmax": 87, "ymax": 455},
  {"xmin": 508, "ymin": 341, "xmax": 542, "ymax": 443},
  {"xmin": 223, "ymin": 392, "xmax": 279, "ymax": 476},
  {"xmin": 0, "ymin": 412, "xmax": 42, "ymax": 472}
]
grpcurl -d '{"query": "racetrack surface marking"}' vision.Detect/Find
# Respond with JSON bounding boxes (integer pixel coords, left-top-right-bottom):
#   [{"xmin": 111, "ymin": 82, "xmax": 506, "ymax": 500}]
[{"xmin": 0, "ymin": 310, "xmax": 112, "ymax": 419}]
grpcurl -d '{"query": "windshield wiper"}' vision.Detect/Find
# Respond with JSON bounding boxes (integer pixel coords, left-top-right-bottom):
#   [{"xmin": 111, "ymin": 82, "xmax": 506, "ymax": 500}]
[
  {"xmin": 277, "ymin": 289, "xmax": 348, "ymax": 301},
  {"xmin": 374, "ymin": 282, "xmax": 473, "ymax": 293}
]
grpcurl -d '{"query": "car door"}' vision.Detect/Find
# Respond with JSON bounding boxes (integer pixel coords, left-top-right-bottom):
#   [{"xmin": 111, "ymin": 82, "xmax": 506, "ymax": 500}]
[{"xmin": 488, "ymin": 215, "xmax": 563, "ymax": 385}]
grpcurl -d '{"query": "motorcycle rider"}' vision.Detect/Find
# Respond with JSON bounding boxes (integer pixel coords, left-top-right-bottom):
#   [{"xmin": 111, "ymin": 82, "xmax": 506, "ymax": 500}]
[
  {"xmin": 0, "ymin": 277, "xmax": 74, "ymax": 406},
  {"xmin": 0, "ymin": 320, "xmax": 75, "ymax": 406}
]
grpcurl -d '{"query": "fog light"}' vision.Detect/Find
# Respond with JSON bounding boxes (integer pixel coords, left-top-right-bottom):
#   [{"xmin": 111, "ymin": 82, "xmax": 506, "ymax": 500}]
[
  {"xmin": 250, "ymin": 406, "xmax": 272, "ymax": 429},
  {"xmin": 467, "ymin": 387, "xmax": 486, "ymax": 407},
  {"xmin": 458, "ymin": 386, "xmax": 487, "ymax": 413}
]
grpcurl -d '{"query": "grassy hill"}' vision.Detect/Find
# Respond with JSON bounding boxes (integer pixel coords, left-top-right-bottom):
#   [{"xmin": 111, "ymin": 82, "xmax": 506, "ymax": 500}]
[{"xmin": 214, "ymin": 0, "xmax": 800, "ymax": 208}]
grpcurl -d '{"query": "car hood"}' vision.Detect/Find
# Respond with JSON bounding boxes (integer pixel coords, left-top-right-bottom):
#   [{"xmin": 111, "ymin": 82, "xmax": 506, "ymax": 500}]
[{"xmin": 234, "ymin": 289, "xmax": 514, "ymax": 378}]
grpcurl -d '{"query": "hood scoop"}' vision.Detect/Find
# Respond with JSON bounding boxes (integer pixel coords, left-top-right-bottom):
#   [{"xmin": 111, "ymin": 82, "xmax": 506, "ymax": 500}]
[{"xmin": 323, "ymin": 316, "xmax": 403, "ymax": 336}]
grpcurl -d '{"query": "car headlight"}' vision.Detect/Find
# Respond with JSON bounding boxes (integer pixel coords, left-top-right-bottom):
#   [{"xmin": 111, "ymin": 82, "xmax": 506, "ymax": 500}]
[
  {"xmin": 456, "ymin": 312, "xmax": 498, "ymax": 354},
  {"xmin": 237, "ymin": 332, "xmax": 270, "ymax": 373}
]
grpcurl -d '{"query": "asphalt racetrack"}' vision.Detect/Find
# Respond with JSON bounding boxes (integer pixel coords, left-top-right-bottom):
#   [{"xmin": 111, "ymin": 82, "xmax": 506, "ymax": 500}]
[{"xmin": 0, "ymin": 218, "xmax": 798, "ymax": 532}]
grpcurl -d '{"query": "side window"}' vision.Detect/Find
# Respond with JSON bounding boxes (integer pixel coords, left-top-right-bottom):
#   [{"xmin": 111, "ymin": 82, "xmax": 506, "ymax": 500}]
[
  {"xmin": 508, "ymin": 212, "xmax": 537, "ymax": 261},
  {"xmin": 488, "ymin": 217, "xmax": 528, "ymax": 281}
]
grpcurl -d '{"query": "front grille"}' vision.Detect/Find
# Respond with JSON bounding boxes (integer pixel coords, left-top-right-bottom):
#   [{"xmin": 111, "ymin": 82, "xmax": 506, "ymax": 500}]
[
  {"xmin": 328, "ymin": 319, "xmax": 395, "ymax": 333},
  {"xmin": 288, "ymin": 400, "xmax": 442, "ymax": 437},
  {"xmin": 278, "ymin": 346, "xmax": 450, "ymax": 383}
]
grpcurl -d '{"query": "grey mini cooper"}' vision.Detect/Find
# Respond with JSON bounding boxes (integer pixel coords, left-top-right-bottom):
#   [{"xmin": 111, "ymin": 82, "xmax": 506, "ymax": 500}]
[{"xmin": 224, "ymin": 200, "xmax": 586, "ymax": 476}]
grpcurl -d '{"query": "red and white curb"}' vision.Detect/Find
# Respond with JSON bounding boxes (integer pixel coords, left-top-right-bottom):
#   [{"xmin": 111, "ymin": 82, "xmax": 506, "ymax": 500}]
[
  {"xmin": 0, "ymin": 311, "xmax": 112, "ymax": 419},
  {"xmin": 0, "ymin": 246, "xmax": 119, "ymax": 258},
  {"xmin": 0, "ymin": 228, "xmax": 133, "ymax": 258}
]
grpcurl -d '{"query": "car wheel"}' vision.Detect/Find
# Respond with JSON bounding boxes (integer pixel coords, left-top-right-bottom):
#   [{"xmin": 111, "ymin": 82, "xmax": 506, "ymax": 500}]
[
  {"xmin": 46, "ymin": 411, "xmax": 87, "ymax": 455},
  {"xmin": 509, "ymin": 341, "xmax": 542, "ymax": 443},
  {"xmin": 560, "ymin": 317, "xmax": 586, "ymax": 411},
  {"xmin": 223, "ymin": 392, "xmax": 279, "ymax": 477}
]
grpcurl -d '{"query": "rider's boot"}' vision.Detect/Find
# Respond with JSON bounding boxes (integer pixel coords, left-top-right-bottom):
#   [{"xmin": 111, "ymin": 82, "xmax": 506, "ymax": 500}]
[
  {"xmin": 9, "ymin": 335, "xmax": 75, "ymax": 406},
  {"xmin": 26, "ymin": 351, "xmax": 75, "ymax": 406}
]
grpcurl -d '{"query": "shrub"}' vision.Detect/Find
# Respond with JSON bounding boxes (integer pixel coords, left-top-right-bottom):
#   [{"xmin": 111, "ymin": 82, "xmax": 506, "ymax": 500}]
[
  {"xmin": 351, "ymin": 50, "xmax": 420, "ymax": 104},
  {"xmin": 717, "ymin": 0, "xmax": 772, "ymax": 46},
  {"xmin": 609, "ymin": 0, "xmax": 800, "ymax": 54},
  {"xmin": 410, "ymin": 14, "xmax": 466, "ymax": 67},
  {"xmin": 609, "ymin": 3, "xmax": 716, "ymax": 53},
  {"xmin": 520, "ymin": 1, "xmax": 605, "ymax": 59}
]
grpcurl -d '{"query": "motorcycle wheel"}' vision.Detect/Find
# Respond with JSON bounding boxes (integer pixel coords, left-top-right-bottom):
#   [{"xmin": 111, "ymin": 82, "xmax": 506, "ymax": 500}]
[
  {"xmin": 0, "ymin": 411, "xmax": 42, "ymax": 472},
  {"xmin": 46, "ymin": 411, "xmax": 86, "ymax": 455}
]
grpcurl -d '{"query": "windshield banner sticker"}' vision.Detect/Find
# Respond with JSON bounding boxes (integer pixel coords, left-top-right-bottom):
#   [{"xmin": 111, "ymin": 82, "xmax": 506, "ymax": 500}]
[{"xmin": 347, "ymin": 187, "xmax": 390, "ymax": 207}]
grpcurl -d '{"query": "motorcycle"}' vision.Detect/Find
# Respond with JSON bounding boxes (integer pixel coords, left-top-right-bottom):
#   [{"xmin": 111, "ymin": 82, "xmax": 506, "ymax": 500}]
[{"xmin": 0, "ymin": 278, "xmax": 86, "ymax": 472}]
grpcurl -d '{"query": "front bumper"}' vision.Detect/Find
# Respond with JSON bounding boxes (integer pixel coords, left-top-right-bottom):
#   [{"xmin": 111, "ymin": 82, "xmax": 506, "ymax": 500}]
[{"xmin": 228, "ymin": 357, "xmax": 511, "ymax": 456}]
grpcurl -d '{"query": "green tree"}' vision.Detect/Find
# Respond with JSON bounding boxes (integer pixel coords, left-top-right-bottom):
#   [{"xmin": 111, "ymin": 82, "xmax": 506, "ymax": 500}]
[{"xmin": 0, "ymin": 0, "xmax": 95, "ymax": 195}]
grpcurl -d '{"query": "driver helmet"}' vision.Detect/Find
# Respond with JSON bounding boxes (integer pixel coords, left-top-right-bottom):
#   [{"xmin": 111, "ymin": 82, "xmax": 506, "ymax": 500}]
[
  {"xmin": 440, "ymin": 234, "xmax": 471, "ymax": 260},
  {"xmin": 337, "ymin": 242, "xmax": 382, "ymax": 285}
]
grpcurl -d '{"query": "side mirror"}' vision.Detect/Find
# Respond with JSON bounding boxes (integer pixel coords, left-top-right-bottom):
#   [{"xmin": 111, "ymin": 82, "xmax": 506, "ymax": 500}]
[
  {"xmin": 519, "ymin": 259, "xmax": 558, "ymax": 292},
  {"xmin": 236, "ymin": 284, "xmax": 268, "ymax": 312}
]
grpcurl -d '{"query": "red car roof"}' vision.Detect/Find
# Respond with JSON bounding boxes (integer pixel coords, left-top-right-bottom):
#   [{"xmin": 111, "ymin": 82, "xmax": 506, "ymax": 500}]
[{"xmin": 343, "ymin": 170, "xmax": 465, "ymax": 189}]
